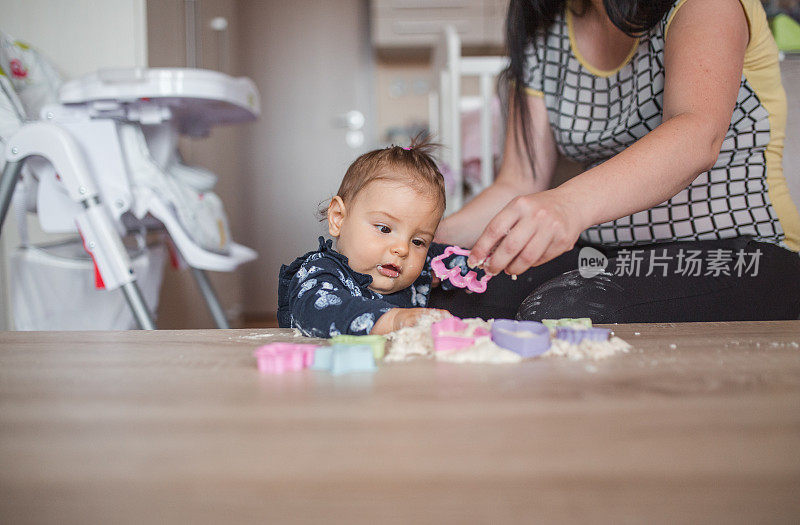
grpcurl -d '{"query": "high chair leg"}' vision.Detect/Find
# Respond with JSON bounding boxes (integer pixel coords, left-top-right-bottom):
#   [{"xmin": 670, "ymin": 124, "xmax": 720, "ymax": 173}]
[
  {"xmin": 0, "ymin": 160, "xmax": 23, "ymax": 233},
  {"xmin": 122, "ymin": 281, "xmax": 156, "ymax": 330},
  {"xmin": 191, "ymin": 268, "xmax": 230, "ymax": 329}
]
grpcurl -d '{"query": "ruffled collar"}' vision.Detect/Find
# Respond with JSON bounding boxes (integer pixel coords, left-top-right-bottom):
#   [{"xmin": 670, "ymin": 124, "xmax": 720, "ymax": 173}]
[{"xmin": 315, "ymin": 236, "xmax": 373, "ymax": 288}]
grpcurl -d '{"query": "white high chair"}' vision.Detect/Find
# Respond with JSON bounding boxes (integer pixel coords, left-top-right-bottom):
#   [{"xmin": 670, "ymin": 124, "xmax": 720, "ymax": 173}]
[
  {"xmin": 0, "ymin": 34, "xmax": 259, "ymax": 330},
  {"xmin": 429, "ymin": 25, "xmax": 508, "ymax": 215}
]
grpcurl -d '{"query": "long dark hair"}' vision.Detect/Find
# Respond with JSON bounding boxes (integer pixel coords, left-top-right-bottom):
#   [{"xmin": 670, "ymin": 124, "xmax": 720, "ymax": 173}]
[{"xmin": 502, "ymin": 0, "xmax": 674, "ymax": 176}]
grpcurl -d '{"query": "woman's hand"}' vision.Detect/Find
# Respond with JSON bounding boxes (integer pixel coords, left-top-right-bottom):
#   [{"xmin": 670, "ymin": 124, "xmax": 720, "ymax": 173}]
[
  {"xmin": 434, "ymin": 178, "xmax": 533, "ymax": 249},
  {"xmin": 370, "ymin": 307, "xmax": 451, "ymax": 335},
  {"xmin": 435, "ymin": 93, "xmax": 557, "ymax": 249},
  {"xmin": 466, "ymin": 188, "xmax": 583, "ymax": 276}
]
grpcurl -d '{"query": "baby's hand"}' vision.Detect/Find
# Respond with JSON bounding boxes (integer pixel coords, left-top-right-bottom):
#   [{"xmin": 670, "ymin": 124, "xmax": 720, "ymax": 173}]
[
  {"xmin": 392, "ymin": 308, "xmax": 451, "ymax": 331},
  {"xmin": 370, "ymin": 308, "xmax": 451, "ymax": 335}
]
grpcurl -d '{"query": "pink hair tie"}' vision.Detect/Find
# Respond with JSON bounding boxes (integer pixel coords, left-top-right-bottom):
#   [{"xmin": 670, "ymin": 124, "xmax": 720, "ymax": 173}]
[{"xmin": 402, "ymin": 146, "xmax": 411, "ymax": 150}]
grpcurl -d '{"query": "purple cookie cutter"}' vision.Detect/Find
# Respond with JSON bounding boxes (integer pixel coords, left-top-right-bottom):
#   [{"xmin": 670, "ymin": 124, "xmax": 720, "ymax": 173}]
[
  {"xmin": 431, "ymin": 317, "xmax": 490, "ymax": 352},
  {"xmin": 431, "ymin": 246, "xmax": 492, "ymax": 293},
  {"xmin": 490, "ymin": 319, "xmax": 551, "ymax": 357},
  {"xmin": 554, "ymin": 327, "xmax": 610, "ymax": 344}
]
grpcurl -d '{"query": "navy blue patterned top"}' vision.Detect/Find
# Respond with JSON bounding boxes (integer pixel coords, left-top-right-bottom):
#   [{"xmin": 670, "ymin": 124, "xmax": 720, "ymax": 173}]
[{"xmin": 278, "ymin": 237, "xmax": 444, "ymax": 337}]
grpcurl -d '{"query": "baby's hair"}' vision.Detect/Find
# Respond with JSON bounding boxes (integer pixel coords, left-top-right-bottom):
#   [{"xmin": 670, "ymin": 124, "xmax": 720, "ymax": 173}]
[{"xmin": 320, "ymin": 133, "xmax": 446, "ymax": 220}]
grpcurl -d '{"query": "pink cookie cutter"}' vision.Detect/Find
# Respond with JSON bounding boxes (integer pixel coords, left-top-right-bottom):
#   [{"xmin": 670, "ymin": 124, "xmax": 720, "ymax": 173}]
[
  {"xmin": 431, "ymin": 246, "xmax": 492, "ymax": 293},
  {"xmin": 431, "ymin": 317, "xmax": 490, "ymax": 352},
  {"xmin": 254, "ymin": 343, "xmax": 318, "ymax": 374}
]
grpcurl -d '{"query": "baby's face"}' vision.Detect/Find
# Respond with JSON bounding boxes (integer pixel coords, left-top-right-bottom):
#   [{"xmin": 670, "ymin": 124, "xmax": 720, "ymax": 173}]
[{"xmin": 330, "ymin": 180, "xmax": 442, "ymax": 295}]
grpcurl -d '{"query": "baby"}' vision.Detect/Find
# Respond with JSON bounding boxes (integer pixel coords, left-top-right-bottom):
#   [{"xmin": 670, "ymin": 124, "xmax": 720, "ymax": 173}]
[{"xmin": 277, "ymin": 135, "xmax": 451, "ymax": 337}]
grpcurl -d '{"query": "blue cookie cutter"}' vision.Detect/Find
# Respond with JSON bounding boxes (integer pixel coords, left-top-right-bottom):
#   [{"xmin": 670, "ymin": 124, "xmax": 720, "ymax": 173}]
[{"xmin": 312, "ymin": 343, "xmax": 376, "ymax": 375}]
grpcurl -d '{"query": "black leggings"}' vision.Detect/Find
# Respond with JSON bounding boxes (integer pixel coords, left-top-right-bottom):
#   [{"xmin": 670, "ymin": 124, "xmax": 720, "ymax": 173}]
[{"xmin": 428, "ymin": 237, "xmax": 800, "ymax": 323}]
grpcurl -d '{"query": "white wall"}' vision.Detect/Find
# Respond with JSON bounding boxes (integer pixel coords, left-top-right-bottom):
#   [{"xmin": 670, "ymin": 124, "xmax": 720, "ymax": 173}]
[
  {"xmin": 0, "ymin": 0, "xmax": 147, "ymax": 329},
  {"xmin": 146, "ymin": 0, "xmax": 249, "ymax": 328},
  {"xmin": 0, "ymin": 0, "xmax": 147, "ymax": 77},
  {"xmin": 238, "ymin": 0, "xmax": 374, "ymax": 316}
]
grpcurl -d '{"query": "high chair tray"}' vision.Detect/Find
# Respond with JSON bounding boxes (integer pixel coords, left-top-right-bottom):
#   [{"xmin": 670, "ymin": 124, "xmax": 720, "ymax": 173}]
[{"xmin": 59, "ymin": 67, "xmax": 260, "ymax": 132}]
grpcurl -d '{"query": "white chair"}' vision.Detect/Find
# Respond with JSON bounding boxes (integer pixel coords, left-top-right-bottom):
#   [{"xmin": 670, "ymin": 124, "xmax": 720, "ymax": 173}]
[
  {"xmin": 429, "ymin": 25, "xmax": 508, "ymax": 215},
  {"xmin": 0, "ymin": 33, "xmax": 258, "ymax": 329}
]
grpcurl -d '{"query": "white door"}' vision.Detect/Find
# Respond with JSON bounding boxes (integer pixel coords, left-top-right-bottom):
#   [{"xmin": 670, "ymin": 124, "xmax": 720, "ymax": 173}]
[
  {"xmin": 148, "ymin": 0, "xmax": 374, "ymax": 325},
  {"xmin": 238, "ymin": 0, "xmax": 375, "ymax": 315}
]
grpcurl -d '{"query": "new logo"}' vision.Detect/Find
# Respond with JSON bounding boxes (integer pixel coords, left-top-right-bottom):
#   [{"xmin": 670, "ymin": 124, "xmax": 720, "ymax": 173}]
[{"xmin": 578, "ymin": 247, "xmax": 608, "ymax": 278}]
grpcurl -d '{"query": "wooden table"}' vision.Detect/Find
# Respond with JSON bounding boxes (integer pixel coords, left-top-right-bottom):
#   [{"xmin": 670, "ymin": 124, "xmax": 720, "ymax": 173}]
[{"xmin": 1, "ymin": 322, "xmax": 799, "ymax": 524}]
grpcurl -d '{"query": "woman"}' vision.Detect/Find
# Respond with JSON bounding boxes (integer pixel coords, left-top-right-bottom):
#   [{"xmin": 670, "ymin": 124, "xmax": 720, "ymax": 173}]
[{"xmin": 431, "ymin": 0, "xmax": 800, "ymax": 322}]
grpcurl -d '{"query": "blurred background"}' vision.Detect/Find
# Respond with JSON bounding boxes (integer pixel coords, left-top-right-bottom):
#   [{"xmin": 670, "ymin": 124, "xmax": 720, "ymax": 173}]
[{"xmin": 0, "ymin": 0, "xmax": 798, "ymax": 330}]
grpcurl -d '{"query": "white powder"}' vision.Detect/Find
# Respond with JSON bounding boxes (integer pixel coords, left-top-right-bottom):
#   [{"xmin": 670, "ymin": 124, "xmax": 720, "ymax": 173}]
[
  {"xmin": 386, "ymin": 316, "xmax": 630, "ymax": 363},
  {"xmin": 544, "ymin": 336, "xmax": 631, "ymax": 361},
  {"xmin": 436, "ymin": 337, "xmax": 522, "ymax": 363},
  {"xmin": 236, "ymin": 328, "xmax": 306, "ymax": 341},
  {"xmin": 384, "ymin": 312, "xmax": 446, "ymax": 362},
  {"xmin": 236, "ymin": 332, "xmax": 277, "ymax": 341},
  {"xmin": 434, "ymin": 318, "xmax": 521, "ymax": 363}
]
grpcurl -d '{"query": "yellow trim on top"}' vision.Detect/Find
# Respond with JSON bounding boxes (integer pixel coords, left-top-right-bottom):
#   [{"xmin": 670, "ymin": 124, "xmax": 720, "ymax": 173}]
[
  {"xmin": 664, "ymin": 0, "xmax": 798, "ymax": 250},
  {"xmin": 566, "ymin": 6, "xmax": 639, "ymax": 78},
  {"xmin": 664, "ymin": 0, "xmax": 691, "ymax": 39},
  {"xmin": 738, "ymin": 0, "xmax": 799, "ymax": 250},
  {"xmin": 525, "ymin": 87, "xmax": 544, "ymax": 98},
  {"xmin": 512, "ymin": 77, "xmax": 544, "ymax": 98}
]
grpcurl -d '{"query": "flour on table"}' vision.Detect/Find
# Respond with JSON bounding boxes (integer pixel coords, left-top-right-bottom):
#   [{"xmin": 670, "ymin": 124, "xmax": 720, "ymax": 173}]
[
  {"xmin": 384, "ymin": 312, "xmax": 445, "ymax": 362},
  {"xmin": 436, "ymin": 337, "xmax": 522, "ymax": 363},
  {"xmin": 544, "ymin": 336, "xmax": 631, "ymax": 361},
  {"xmin": 236, "ymin": 332, "xmax": 277, "ymax": 341},
  {"xmin": 235, "ymin": 328, "xmax": 306, "ymax": 341},
  {"xmin": 386, "ymin": 314, "xmax": 630, "ymax": 363},
  {"xmin": 387, "ymin": 315, "xmax": 520, "ymax": 364}
]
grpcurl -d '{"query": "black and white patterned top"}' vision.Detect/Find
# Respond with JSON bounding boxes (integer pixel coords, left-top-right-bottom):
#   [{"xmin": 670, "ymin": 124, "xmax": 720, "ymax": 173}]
[{"xmin": 524, "ymin": 0, "xmax": 797, "ymax": 249}]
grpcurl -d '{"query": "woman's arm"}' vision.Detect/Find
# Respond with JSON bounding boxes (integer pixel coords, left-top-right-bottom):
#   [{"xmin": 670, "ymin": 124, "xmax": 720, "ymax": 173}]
[
  {"xmin": 434, "ymin": 92, "xmax": 559, "ymax": 248},
  {"xmin": 468, "ymin": 0, "xmax": 749, "ymax": 275}
]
